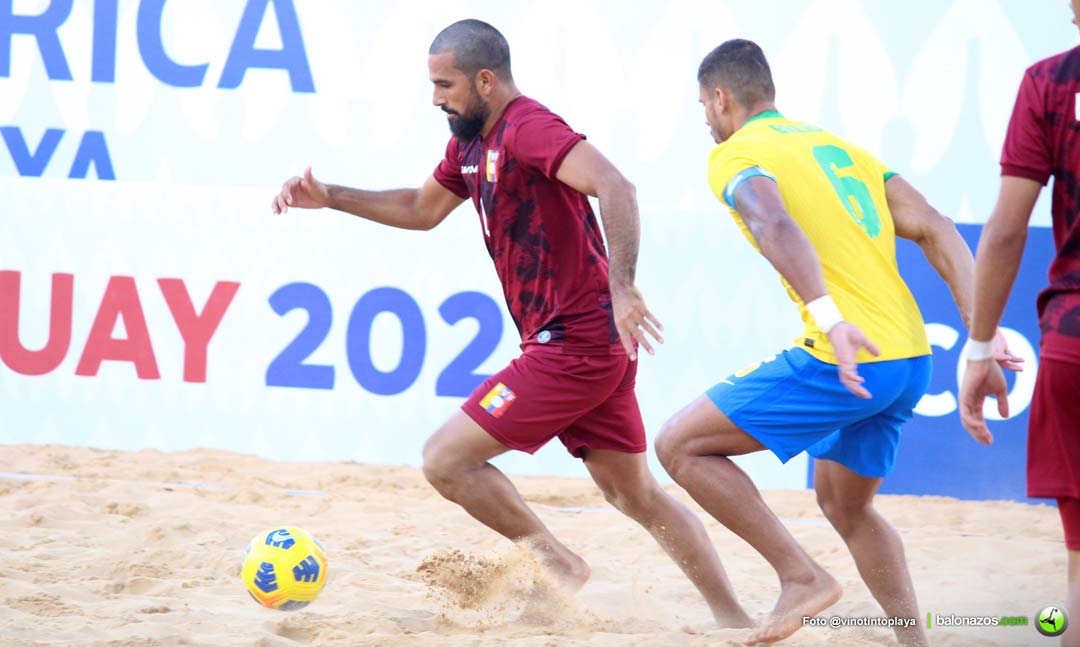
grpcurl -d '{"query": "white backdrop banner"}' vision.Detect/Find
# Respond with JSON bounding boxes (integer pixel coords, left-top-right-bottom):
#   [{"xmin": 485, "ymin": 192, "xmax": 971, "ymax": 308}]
[{"xmin": 1, "ymin": 0, "xmax": 1073, "ymax": 495}]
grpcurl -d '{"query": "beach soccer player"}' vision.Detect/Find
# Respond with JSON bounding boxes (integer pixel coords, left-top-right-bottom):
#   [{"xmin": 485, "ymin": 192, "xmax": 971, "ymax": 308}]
[
  {"xmin": 960, "ymin": 3, "xmax": 1080, "ymax": 643},
  {"xmin": 655, "ymin": 39, "xmax": 1021, "ymax": 645},
  {"xmin": 271, "ymin": 19, "xmax": 755, "ymax": 627}
]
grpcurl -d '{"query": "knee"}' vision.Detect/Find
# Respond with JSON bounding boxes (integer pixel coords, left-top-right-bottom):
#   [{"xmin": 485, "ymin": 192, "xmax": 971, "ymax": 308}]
[
  {"xmin": 596, "ymin": 478, "xmax": 659, "ymax": 521},
  {"xmin": 654, "ymin": 418, "xmax": 687, "ymax": 478},
  {"xmin": 421, "ymin": 437, "xmax": 456, "ymax": 495},
  {"xmin": 816, "ymin": 492, "xmax": 871, "ymax": 536}
]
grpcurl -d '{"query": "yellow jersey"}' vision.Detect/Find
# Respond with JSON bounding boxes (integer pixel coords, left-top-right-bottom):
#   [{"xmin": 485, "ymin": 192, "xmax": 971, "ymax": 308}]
[{"xmin": 707, "ymin": 110, "xmax": 931, "ymax": 364}]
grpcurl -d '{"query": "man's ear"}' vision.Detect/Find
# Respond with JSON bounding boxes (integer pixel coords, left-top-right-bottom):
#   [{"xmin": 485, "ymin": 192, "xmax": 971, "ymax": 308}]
[
  {"xmin": 713, "ymin": 86, "xmax": 730, "ymax": 114},
  {"xmin": 475, "ymin": 69, "xmax": 497, "ymax": 97}
]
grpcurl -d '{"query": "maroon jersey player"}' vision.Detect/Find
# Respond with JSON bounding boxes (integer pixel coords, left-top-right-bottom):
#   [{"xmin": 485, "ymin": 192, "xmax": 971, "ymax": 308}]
[
  {"xmin": 271, "ymin": 19, "xmax": 754, "ymax": 627},
  {"xmin": 960, "ymin": 2, "xmax": 1080, "ymax": 643}
]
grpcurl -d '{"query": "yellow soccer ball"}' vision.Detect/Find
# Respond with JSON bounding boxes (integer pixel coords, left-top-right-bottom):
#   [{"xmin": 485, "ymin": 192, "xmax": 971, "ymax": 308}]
[{"xmin": 241, "ymin": 527, "xmax": 328, "ymax": 610}]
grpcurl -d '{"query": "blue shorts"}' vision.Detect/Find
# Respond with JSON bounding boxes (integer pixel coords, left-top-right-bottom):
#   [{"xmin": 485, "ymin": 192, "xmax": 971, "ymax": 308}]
[{"xmin": 706, "ymin": 348, "xmax": 932, "ymax": 478}]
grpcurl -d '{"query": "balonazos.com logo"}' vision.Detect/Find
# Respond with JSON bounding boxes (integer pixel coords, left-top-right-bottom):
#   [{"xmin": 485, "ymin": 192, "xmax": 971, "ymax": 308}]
[{"xmin": 1036, "ymin": 606, "xmax": 1068, "ymax": 638}]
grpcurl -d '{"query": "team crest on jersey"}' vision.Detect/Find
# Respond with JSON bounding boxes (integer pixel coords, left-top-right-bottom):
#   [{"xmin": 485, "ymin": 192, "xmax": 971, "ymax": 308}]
[
  {"xmin": 486, "ymin": 149, "xmax": 500, "ymax": 183},
  {"xmin": 479, "ymin": 382, "xmax": 516, "ymax": 418}
]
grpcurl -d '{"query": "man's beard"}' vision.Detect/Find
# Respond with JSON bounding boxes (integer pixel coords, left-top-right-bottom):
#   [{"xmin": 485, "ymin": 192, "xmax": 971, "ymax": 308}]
[{"xmin": 444, "ymin": 93, "xmax": 489, "ymax": 141}]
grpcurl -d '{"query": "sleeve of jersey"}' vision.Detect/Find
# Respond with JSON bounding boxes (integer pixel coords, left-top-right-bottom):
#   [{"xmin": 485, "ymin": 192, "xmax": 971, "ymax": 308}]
[
  {"xmin": 707, "ymin": 145, "xmax": 775, "ymax": 210},
  {"xmin": 432, "ymin": 138, "xmax": 470, "ymax": 199},
  {"xmin": 859, "ymin": 146, "xmax": 895, "ymax": 184},
  {"xmin": 511, "ymin": 112, "xmax": 586, "ymax": 180},
  {"xmin": 1000, "ymin": 69, "xmax": 1052, "ymax": 185}
]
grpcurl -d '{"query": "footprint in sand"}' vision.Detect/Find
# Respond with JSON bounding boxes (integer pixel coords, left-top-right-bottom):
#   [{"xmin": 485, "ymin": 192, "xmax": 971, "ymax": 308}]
[{"xmin": 272, "ymin": 618, "xmax": 318, "ymax": 643}]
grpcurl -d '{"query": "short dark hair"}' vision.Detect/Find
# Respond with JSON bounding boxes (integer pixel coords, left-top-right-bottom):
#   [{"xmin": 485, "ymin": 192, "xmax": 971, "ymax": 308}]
[
  {"xmin": 429, "ymin": 19, "xmax": 512, "ymax": 79},
  {"xmin": 697, "ymin": 39, "xmax": 775, "ymax": 105}
]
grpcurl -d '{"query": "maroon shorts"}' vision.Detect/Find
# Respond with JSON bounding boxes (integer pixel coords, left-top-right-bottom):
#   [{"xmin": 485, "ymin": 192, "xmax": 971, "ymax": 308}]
[
  {"xmin": 461, "ymin": 344, "xmax": 646, "ymax": 458},
  {"xmin": 1028, "ymin": 357, "xmax": 1080, "ymax": 498}
]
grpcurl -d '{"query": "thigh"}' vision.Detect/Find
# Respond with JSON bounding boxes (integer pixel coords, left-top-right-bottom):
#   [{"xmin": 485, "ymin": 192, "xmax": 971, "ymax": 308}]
[
  {"xmin": 813, "ymin": 458, "xmax": 883, "ymax": 508},
  {"xmin": 424, "ymin": 409, "xmax": 514, "ymax": 468},
  {"xmin": 460, "ymin": 346, "xmax": 625, "ymax": 455},
  {"xmin": 1058, "ymin": 497, "xmax": 1080, "ymax": 551},
  {"xmin": 660, "ymin": 394, "xmax": 767, "ymax": 458},
  {"xmin": 1029, "ymin": 358, "xmax": 1080, "ymax": 498},
  {"xmin": 581, "ymin": 448, "xmax": 657, "ymax": 497},
  {"xmin": 559, "ymin": 354, "xmax": 647, "ymax": 458}
]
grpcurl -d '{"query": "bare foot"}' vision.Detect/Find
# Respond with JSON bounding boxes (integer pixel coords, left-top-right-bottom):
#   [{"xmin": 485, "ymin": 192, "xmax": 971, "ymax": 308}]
[
  {"xmin": 552, "ymin": 551, "xmax": 590, "ymax": 591},
  {"xmin": 525, "ymin": 539, "xmax": 591, "ymax": 593},
  {"xmin": 895, "ymin": 625, "xmax": 929, "ymax": 647},
  {"xmin": 518, "ymin": 541, "xmax": 589, "ymax": 625},
  {"xmin": 745, "ymin": 568, "xmax": 841, "ymax": 645},
  {"xmin": 715, "ymin": 608, "xmax": 757, "ymax": 629}
]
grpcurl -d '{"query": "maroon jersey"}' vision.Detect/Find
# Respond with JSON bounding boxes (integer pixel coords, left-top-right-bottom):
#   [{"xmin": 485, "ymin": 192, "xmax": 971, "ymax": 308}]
[
  {"xmin": 1001, "ymin": 45, "xmax": 1080, "ymax": 364},
  {"xmin": 433, "ymin": 96, "xmax": 618, "ymax": 352}
]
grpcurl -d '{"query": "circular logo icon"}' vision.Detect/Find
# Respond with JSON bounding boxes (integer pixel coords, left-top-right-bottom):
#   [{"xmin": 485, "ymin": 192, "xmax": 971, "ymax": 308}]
[
  {"xmin": 1036, "ymin": 606, "xmax": 1068, "ymax": 637},
  {"xmin": 537, "ymin": 331, "xmax": 551, "ymax": 344}
]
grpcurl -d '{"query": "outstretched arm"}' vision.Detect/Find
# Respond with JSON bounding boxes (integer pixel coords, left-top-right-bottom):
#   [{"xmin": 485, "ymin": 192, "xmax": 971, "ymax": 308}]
[
  {"xmin": 556, "ymin": 140, "xmax": 663, "ymax": 360},
  {"xmin": 732, "ymin": 176, "xmax": 880, "ymax": 398},
  {"xmin": 272, "ymin": 167, "xmax": 466, "ymax": 231}
]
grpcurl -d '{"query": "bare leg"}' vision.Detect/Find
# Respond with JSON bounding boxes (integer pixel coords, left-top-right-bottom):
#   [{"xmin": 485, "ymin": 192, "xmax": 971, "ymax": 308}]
[
  {"xmin": 1063, "ymin": 550, "xmax": 1080, "ymax": 647},
  {"xmin": 422, "ymin": 411, "xmax": 589, "ymax": 589},
  {"xmin": 583, "ymin": 448, "xmax": 755, "ymax": 628},
  {"xmin": 655, "ymin": 396, "xmax": 841, "ymax": 644},
  {"xmin": 814, "ymin": 459, "xmax": 926, "ymax": 647}
]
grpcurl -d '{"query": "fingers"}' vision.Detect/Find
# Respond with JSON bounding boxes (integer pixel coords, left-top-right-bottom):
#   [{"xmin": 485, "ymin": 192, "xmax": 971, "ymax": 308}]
[
  {"xmin": 618, "ymin": 330, "xmax": 637, "ymax": 362},
  {"xmin": 839, "ymin": 364, "xmax": 871, "ymax": 399},
  {"xmin": 960, "ymin": 402, "xmax": 993, "ymax": 445},
  {"xmin": 994, "ymin": 351, "xmax": 1025, "ymax": 372},
  {"xmin": 862, "ymin": 336, "xmax": 881, "ymax": 357},
  {"xmin": 998, "ymin": 359, "xmax": 1025, "ymax": 372},
  {"xmin": 282, "ymin": 177, "xmax": 297, "ymax": 206},
  {"xmin": 632, "ymin": 326, "xmax": 656, "ymax": 356},
  {"xmin": 644, "ymin": 309, "xmax": 665, "ymax": 333},
  {"xmin": 639, "ymin": 318, "xmax": 664, "ymax": 345},
  {"xmin": 612, "ymin": 291, "xmax": 663, "ymax": 358},
  {"xmin": 995, "ymin": 387, "xmax": 1010, "ymax": 419},
  {"xmin": 273, "ymin": 193, "xmax": 289, "ymax": 214}
]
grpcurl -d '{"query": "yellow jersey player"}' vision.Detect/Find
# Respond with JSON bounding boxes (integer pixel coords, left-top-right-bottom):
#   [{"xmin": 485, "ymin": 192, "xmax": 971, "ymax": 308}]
[{"xmin": 655, "ymin": 39, "xmax": 1020, "ymax": 645}]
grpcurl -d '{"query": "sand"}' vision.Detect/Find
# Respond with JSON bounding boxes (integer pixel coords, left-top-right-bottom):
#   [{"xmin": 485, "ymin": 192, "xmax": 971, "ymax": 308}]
[{"xmin": 0, "ymin": 444, "xmax": 1063, "ymax": 646}]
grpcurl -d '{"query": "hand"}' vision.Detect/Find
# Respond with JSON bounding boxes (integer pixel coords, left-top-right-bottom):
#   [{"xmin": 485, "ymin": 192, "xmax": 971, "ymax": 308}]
[
  {"xmin": 992, "ymin": 329, "xmax": 1025, "ymax": 372},
  {"xmin": 272, "ymin": 166, "xmax": 330, "ymax": 214},
  {"xmin": 610, "ymin": 284, "xmax": 663, "ymax": 360},
  {"xmin": 826, "ymin": 322, "xmax": 881, "ymax": 399},
  {"xmin": 959, "ymin": 358, "xmax": 1009, "ymax": 445}
]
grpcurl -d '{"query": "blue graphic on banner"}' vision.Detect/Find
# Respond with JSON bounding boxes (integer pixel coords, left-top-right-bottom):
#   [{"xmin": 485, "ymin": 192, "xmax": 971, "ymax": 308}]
[
  {"xmin": 808, "ymin": 224, "xmax": 1050, "ymax": 502},
  {"xmin": 0, "ymin": 0, "xmax": 314, "ymax": 90}
]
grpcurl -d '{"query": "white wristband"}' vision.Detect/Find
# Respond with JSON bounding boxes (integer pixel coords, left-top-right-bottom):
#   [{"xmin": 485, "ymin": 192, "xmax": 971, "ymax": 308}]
[
  {"xmin": 963, "ymin": 338, "xmax": 994, "ymax": 361},
  {"xmin": 806, "ymin": 295, "xmax": 844, "ymax": 334}
]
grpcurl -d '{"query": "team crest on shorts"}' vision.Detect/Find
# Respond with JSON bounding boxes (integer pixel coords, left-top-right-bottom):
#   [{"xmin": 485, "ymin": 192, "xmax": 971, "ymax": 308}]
[{"xmin": 480, "ymin": 382, "xmax": 516, "ymax": 418}]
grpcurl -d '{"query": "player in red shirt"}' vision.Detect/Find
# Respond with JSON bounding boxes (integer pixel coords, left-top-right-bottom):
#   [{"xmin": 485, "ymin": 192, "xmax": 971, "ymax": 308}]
[
  {"xmin": 960, "ymin": 2, "xmax": 1080, "ymax": 641},
  {"xmin": 271, "ymin": 19, "xmax": 754, "ymax": 626}
]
